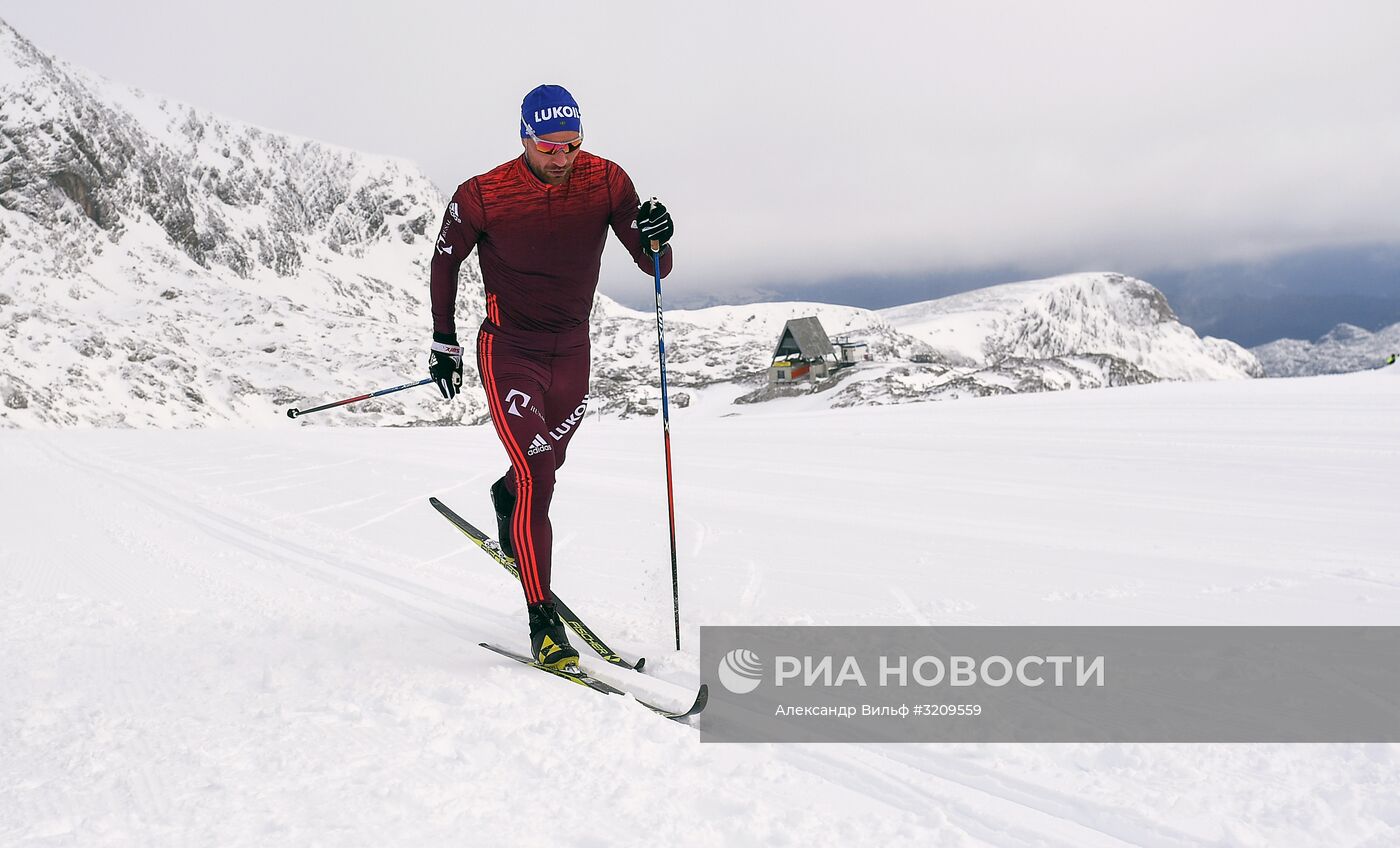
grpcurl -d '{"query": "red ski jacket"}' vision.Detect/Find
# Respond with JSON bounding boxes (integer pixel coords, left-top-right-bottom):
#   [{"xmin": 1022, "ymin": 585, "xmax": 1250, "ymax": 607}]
[{"xmin": 430, "ymin": 151, "xmax": 673, "ymax": 336}]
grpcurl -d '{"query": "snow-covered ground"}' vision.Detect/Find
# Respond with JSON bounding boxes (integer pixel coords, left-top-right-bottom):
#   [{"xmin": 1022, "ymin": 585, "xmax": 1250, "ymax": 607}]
[{"xmin": 3, "ymin": 368, "xmax": 1399, "ymax": 847}]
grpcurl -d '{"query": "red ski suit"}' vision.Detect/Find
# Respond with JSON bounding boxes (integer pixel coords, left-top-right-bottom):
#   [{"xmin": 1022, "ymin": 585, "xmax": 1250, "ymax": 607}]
[{"xmin": 430, "ymin": 151, "xmax": 673, "ymax": 604}]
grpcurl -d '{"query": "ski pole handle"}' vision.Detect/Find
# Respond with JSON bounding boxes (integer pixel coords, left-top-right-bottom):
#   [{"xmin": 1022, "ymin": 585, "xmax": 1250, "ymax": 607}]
[{"xmin": 286, "ymin": 378, "xmax": 434, "ymax": 418}]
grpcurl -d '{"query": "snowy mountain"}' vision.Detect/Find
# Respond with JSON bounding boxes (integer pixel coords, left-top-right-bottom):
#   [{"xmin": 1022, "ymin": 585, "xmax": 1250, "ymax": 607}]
[
  {"xmin": 582, "ymin": 272, "xmax": 1260, "ymax": 415},
  {"xmin": 0, "ymin": 18, "xmax": 486, "ymax": 427},
  {"xmin": 1, "ymin": 19, "xmax": 1259, "ymax": 429},
  {"xmin": 697, "ymin": 272, "xmax": 1264, "ymax": 410},
  {"xmin": 587, "ymin": 297, "xmax": 938, "ymax": 415},
  {"xmin": 880, "ymin": 272, "xmax": 1262, "ymax": 381},
  {"xmin": 1251, "ymin": 322, "xmax": 1400, "ymax": 377}
]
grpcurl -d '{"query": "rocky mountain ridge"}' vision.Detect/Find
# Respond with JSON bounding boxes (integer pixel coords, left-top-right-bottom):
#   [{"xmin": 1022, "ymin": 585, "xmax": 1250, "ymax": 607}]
[{"xmin": 1251, "ymin": 322, "xmax": 1400, "ymax": 377}]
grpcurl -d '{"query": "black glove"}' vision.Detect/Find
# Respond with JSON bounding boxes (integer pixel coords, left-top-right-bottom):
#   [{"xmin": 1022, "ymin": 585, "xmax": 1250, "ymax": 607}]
[
  {"xmin": 636, "ymin": 198, "xmax": 674, "ymax": 257},
  {"xmin": 429, "ymin": 332, "xmax": 463, "ymax": 399}
]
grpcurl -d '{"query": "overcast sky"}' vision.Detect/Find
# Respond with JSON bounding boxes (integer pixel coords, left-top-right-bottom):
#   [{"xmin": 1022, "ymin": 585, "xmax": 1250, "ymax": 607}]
[{"xmin": 4, "ymin": 1, "xmax": 1399, "ymax": 309}]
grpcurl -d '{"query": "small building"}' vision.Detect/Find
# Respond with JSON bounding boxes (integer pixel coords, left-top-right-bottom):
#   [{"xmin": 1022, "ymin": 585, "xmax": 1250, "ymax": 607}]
[
  {"xmin": 832, "ymin": 335, "xmax": 871, "ymax": 364},
  {"xmin": 769, "ymin": 317, "xmax": 842, "ymax": 384}
]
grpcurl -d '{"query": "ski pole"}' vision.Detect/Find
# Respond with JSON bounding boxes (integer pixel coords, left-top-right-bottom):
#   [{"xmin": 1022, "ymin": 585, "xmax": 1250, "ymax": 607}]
[
  {"xmin": 651, "ymin": 241, "xmax": 682, "ymax": 651},
  {"xmin": 285, "ymin": 378, "xmax": 433, "ymax": 419}
]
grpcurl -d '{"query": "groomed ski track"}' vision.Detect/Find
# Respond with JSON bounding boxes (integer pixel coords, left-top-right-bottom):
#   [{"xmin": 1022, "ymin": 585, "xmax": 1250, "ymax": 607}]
[{"xmin": 3, "ymin": 368, "xmax": 1399, "ymax": 846}]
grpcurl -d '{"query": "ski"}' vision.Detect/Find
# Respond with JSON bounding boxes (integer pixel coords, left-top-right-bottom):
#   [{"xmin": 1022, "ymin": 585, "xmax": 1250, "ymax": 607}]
[
  {"xmin": 479, "ymin": 642, "xmax": 706, "ymax": 723},
  {"xmin": 429, "ymin": 496, "xmax": 646, "ymax": 671}
]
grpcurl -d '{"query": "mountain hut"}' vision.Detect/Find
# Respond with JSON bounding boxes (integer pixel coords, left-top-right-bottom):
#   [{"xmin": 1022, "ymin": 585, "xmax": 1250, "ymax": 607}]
[{"xmin": 769, "ymin": 317, "xmax": 841, "ymax": 384}]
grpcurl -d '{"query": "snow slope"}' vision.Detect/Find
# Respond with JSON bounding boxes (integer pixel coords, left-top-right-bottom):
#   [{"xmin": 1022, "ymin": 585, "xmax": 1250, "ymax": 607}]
[{"xmin": 4, "ymin": 368, "xmax": 1398, "ymax": 847}]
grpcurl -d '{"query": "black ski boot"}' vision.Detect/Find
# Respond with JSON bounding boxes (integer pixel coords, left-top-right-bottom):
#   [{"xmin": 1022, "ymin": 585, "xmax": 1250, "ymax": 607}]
[
  {"xmin": 490, "ymin": 475, "xmax": 516, "ymax": 561},
  {"xmin": 528, "ymin": 602, "xmax": 579, "ymax": 671}
]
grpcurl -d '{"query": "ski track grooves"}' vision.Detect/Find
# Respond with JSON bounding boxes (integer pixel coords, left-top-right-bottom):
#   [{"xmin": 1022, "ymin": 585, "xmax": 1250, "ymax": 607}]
[
  {"xmin": 22, "ymin": 437, "xmax": 1242, "ymax": 845},
  {"xmin": 871, "ymin": 745, "xmax": 1215, "ymax": 848},
  {"xmin": 33, "ymin": 437, "xmax": 501, "ymax": 646}
]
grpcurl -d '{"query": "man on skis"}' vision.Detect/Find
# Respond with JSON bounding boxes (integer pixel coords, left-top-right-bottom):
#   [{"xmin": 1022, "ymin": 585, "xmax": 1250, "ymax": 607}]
[{"xmin": 426, "ymin": 84, "xmax": 675, "ymax": 670}]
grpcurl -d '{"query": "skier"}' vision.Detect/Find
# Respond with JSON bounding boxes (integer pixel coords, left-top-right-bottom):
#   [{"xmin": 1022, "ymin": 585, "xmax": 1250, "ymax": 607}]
[{"xmin": 426, "ymin": 84, "xmax": 675, "ymax": 670}]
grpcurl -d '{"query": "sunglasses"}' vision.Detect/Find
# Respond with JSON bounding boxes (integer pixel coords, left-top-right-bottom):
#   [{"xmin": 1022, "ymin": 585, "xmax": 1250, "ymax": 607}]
[{"xmin": 528, "ymin": 132, "xmax": 584, "ymax": 155}]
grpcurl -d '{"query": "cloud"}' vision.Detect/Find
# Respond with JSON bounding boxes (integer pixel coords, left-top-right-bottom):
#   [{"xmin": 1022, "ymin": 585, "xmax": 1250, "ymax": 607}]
[{"xmin": 5, "ymin": 0, "xmax": 1400, "ymax": 305}]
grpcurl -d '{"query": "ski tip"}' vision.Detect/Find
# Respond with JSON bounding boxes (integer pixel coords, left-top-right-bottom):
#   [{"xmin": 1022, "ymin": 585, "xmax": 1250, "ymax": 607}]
[
  {"xmin": 634, "ymin": 657, "xmax": 647, "ymax": 673},
  {"xmin": 668, "ymin": 683, "xmax": 708, "ymax": 721}
]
